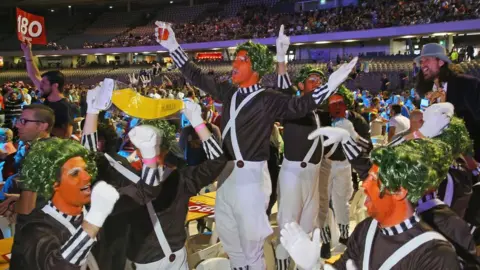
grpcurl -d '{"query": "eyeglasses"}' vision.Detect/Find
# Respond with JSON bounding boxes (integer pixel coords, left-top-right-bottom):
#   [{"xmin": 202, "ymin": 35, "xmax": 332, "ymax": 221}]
[{"xmin": 16, "ymin": 118, "xmax": 45, "ymax": 125}]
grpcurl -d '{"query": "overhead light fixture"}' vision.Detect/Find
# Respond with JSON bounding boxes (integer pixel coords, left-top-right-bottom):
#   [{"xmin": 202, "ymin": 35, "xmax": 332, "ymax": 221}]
[
  {"xmin": 111, "ymin": 53, "xmax": 119, "ymax": 55},
  {"xmin": 211, "ymin": 48, "xmax": 221, "ymax": 50},
  {"xmin": 50, "ymin": 9, "xmax": 54, "ymax": 12},
  {"xmin": 143, "ymin": 51, "xmax": 151, "ymax": 54},
  {"xmin": 315, "ymin": 41, "xmax": 330, "ymax": 44},
  {"xmin": 36, "ymin": 55, "xmax": 45, "ymax": 57},
  {"xmin": 80, "ymin": 54, "xmax": 88, "ymax": 56},
  {"xmin": 109, "ymin": 6, "xmax": 113, "ymax": 9},
  {"xmin": 402, "ymin": 35, "xmax": 415, "ymax": 38},
  {"xmin": 94, "ymin": 53, "xmax": 104, "ymax": 56},
  {"xmin": 51, "ymin": 55, "xmax": 60, "ymax": 57},
  {"xmin": 432, "ymin": 32, "xmax": 449, "ymax": 36},
  {"xmin": 293, "ymin": 43, "xmax": 304, "ymax": 45},
  {"xmin": 134, "ymin": 53, "xmax": 138, "ymax": 55},
  {"xmin": 466, "ymin": 32, "xmax": 480, "ymax": 36},
  {"xmin": 343, "ymin": 39, "xmax": 357, "ymax": 42},
  {"xmin": 68, "ymin": 5, "xmax": 71, "ymax": 8},
  {"xmin": 156, "ymin": 50, "xmax": 166, "ymax": 53},
  {"xmin": 228, "ymin": 46, "xmax": 236, "ymax": 49},
  {"xmin": 170, "ymin": 1, "xmax": 173, "ymax": 3}
]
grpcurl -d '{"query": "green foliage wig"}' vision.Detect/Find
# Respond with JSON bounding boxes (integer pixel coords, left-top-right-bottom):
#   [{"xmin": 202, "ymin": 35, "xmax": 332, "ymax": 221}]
[
  {"xmin": 140, "ymin": 119, "xmax": 177, "ymax": 151},
  {"xmin": 20, "ymin": 138, "xmax": 98, "ymax": 199},
  {"xmin": 294, "ymin": 65, "xmax": 325, "ymax": 86},
  {"xmin": 326, "ymin": 85, "xmax": 354, "ymax": 110},
  {"xmin": 235, "ymin": 41, "xmax": 275, "ymax": 79},
  {"xmin": 371, "ymin": 139, "xmax": 453, "ymax": 202},
  {"xmin": 433, "ymin": 116, "xmax": 473, "ymax": 157}
]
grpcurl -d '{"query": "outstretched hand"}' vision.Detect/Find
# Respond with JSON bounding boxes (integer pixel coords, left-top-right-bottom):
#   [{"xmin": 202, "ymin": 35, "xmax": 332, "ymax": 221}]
[
  {"xmin": 280, "ymin": 222, "xmax": 321, "ymax": 270},
  {"xmin": 276, "ymin": 24, "xmax": 290, "ymax": 63},
  {"xmin": 154, "ymin": 21, "xmax": 180, "ymax": 52},
  {"xmin": 327, "ymin": 57, "xmax": 358, "ymax": 94}
]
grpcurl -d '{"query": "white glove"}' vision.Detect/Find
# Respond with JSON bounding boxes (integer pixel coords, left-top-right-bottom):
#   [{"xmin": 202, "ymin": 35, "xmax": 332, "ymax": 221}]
[
  {"xmin": 276, "ymin": 24, "xmax": 290, "ymax": 63},
  {"xmin": 424, "ymin": 102, "xmax": 454, "ymax": 119},
  {"xmin": 333, "ymin": 118, "xmax": 358, "ymax": 139},
  {"xmin": 93, "ymin": 78, "xmax": 114, "ymax": 111},
  {"xmin": 84, "ymin": 181, "xmax": 120, "ymax": 227},
  {"xmin": 154, "ymin": 21, "xmax": 180, "ymax": 52},
  {"xmin": 128, "ymin": 73, "xmax": 139, "ymax": 86},
  {"xmin": 184, "ymin": 101, "xmax": 204, "ymax": 128},
  {"xmin": 419, "ymin": 113, "xmax": 451, "ymax": 138},
  {"xmin": 324, "ymin": 259, "xmax": 358, "ymax": 270},
  {"xmin": 308, "ymin": 127, "xmax": 350, "ymax": 145},
  {"xmin": 86, "ymin": 86, "xmax": 100, "ymax": 114},
  {"xmin": 140, "ymin": 75, "xmax": 151, "ymax": 87},
  {"xmin": 327, "ymin": 58, "xmax": 358, "ymax": 94},
  {"xmin": 128, "ymin": 125, "xmax": 163, "ymax": 159},
  {"xmin": 280, "ymin": 222, "xmax": 321, "ymax": 270}
]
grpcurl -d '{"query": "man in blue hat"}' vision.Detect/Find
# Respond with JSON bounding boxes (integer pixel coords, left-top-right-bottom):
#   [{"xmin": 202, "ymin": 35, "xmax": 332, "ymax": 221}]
[{"xmin": 415, "ymin": 43, "xmax": 480, "ymax": 163}]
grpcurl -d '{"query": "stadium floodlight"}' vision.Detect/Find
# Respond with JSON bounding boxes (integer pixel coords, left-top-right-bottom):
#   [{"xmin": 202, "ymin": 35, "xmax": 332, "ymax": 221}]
[{"xmin": 315, "ymin": 41, "xmax": 330, "ymax": 44}]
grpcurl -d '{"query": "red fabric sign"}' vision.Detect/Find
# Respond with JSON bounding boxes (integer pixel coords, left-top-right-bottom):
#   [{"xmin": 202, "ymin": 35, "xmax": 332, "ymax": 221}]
[
  {"xmin": 16, "ymin": 8, "xmax": 47, "ymax": 45},
  {"xmin": 188, "ymin": 201, "xmax": 215, "ymax": 215}
]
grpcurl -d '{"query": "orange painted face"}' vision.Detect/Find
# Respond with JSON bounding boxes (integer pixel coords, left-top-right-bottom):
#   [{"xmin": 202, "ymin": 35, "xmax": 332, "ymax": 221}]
[
  {"xmin": 362, "ymin": 164, "xmax": 405, "ymax": 225},
  {"xmin": 53, "ymin": 157, "xmax": 92, "ymax": 208},
  {"xmin": 302, "ymin": 74, "xmax": 323, "ymax": 93},
  {"xmin": 328, "ymin": 94, "xmax": 347, "ymax": 118},
  {"xmin": 232, "ymin": 50, "xmax": 257, "ymax": 87}
]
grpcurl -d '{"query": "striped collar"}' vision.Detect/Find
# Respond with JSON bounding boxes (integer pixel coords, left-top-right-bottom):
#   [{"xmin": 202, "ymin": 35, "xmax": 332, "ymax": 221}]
[
  {"xmin": 379, "ymin": 214, "xmax": 420, "ymax": 236},
  {"xmin": 418, "ymin": 192, "xmax": 437, "ymax": 204},
  {"xmin": 238, "ymin": 84, "xmax": 262, "ymax": 94},
  {"xmin": 47, "ymin": 200, "xmax": 84, "ymax": 223}
]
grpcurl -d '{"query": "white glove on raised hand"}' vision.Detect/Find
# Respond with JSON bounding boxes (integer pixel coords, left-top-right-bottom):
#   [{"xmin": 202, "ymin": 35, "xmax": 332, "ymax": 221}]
[
  {"xmin": 327, "ymin": 58, "xmax": 358, "ymax": 94},
  {"xmin": 140, "ymin": 75, "xmax": 151, "ymax": 87},
  {"xmin": 154, "ymin": 21, "xmax": 180, "ymax": 52},
  {"xmin": 280, "ymin": 222, "xmax": 321, "ymax": 270},
  {"xmin": 333, "ymin": 118, "xmax": 358, "ymax": 139},
  {"xmin": 184, "ymin": 101, "xmax": 204, "ymax": 128},
  {"xmin": 128, "ymin": 125, "xmax": 163, "ymax": 159},
  {"xmin": 86, "ymin": 86, "xmax": 100, "ymax": 114},
  {"xmin": 84, "ymin": 181, "xmax": 120, "ymax": 227},
  {"xmin": 276, "ymin": 24, "xmax": 290, "ymax": 63},
  {"xmin": 93, "ymin": 78, "xmax": 114, "ymax": 111},
  {"xmin": 308, "ymin": 127, "xmax": 350, "ymax": 145},
  {"xmin": 128, "ymin": 73, "xmax": 139, "ymax": 86}
]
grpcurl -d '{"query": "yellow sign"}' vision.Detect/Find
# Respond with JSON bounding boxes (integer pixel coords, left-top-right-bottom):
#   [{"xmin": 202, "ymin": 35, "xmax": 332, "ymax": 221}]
[
  {"xmin": 186, "ymin": 192, "xmax": 216, "ymax": 223},
  {"xmin": 112, "ymin": 88, "xmax": 184, "ymax": 119}
]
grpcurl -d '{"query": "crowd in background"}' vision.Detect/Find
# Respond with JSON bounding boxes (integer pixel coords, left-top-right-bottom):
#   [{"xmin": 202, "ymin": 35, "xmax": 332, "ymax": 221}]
[{"xmin": 90, "ymin": 0, "xmax": 480, "ymax": 48}]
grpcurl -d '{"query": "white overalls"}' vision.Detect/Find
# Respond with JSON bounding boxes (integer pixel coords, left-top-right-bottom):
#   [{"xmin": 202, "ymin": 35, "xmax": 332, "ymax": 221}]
[
  {"xmin": 363, "ymin": 219, "xmax": 448, "ymax": 270},
  {"xmin": 275, "ymin": 112, "xmax": 322, "ymax": 263},
  {"xmin": 215, "ymin": 90, "xmax": 273, "ymax": 270},
  {"xmin": 103, "ymin": 154, "xmax": 188, "ymax": 270}
]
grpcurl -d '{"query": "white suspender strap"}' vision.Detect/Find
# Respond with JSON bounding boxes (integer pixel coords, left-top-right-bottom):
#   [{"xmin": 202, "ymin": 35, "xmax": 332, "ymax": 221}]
[
  {"xmin": 302, "ymin": 112, "xmax": 321, "ymax": 164},
  {"xmin": 104, "ymin": 153, "xmax": 140, "ymax": 184},
  {"xmin": 146, "ymin": 202, "xmax": 172, "ymax": 256},
  {"xmin": 379, "ymin": 232, "xmax": 447, "ymax": 270},
  {"xmin": 363, "ymin": 219, "xmax": 378, "ymax": 270},
  {"xmin": 104, "ymin": 153, "xmax": 173, "ymax": 257},
  {"xmin": 444, "ymin": 172, "xmax": 454, "ymax": 207},
  {"xmin": 221, "ymin": 89, "xmax": 264, "ymax": 141}
]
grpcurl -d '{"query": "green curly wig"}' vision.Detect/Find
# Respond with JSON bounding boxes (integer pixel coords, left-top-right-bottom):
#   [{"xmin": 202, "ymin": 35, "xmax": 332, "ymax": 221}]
[
  {"xmin": 294, "ymin": 65, "xmax": 325, "ymax": 86},
  {"xmin": 324, "ymin": 85, "xmax": 354, "ymax": 110},
  {"xmin": 371, "ymin": 139, "xmax": 453, "ymax": 202},
  {"xmin": 235, "ymin": 41, "xmax": 275, "ymax": 79},
  {"xmin": 140, "ymin": 119, "xmax": 177, "ymax": 151},
  {"xmin": 433, "ymin": 116, "xmax": 473, "ymax": 157},
  {"xmin": 20, "ymin": 138, "xmax": 98, "ymax": 199}
]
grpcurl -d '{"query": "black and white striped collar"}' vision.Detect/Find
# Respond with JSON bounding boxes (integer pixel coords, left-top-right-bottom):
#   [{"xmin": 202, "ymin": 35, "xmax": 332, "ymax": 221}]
[
  {"xmin": 379, "ymin": 214, "xmax": 420, "ymax": 236},
  {"xmin": 47, "ymin": 200, "xmax": 84, "ymax": 223},
  {"xmin": 238, "ymin": 84, "xmax": 262, "ymax": 94},
  {"xmin": 418, "ymin": 192, "xmax": 437, "ymax": 204}
]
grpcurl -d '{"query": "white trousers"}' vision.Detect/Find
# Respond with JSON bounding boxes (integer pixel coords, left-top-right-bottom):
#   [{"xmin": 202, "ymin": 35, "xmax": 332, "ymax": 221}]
[
  {"xmin": 276, "ymin": 159, "xmax": 320, "ymax": 261},
  {"xmin": 133, "ymin": 247, "xmax": 188, "ymax": 270},
  {"xmin": 326, "ymin": 159, "xmax": 353, "ymax": 226},
  {"xmin": 215, "ymin": 160, "xmax": 272, "ymax": 270}
]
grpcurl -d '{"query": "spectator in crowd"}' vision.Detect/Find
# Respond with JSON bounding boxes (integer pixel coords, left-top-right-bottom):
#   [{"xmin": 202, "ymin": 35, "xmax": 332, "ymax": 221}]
[
  {"xmin": 21, "ymin": 41, "xmax": 74, "ymax": 139},
  {"xmin": 0, "ymin": 128, "xmax": 16, "ymax": 157},
  {"xmin": 388, "ymin": 104, "xmax": 410, "ymax": 142},
  {"xmin": 380, "ymin": 73, "xmax": 390, "ymax": 91},
  {"xmin": 4, "ymin": 91, "xmax": 23, "ymax": 128}
]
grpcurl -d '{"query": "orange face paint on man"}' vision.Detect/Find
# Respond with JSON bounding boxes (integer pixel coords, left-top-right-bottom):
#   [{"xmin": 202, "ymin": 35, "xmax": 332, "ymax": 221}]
[
  {"xmin": 299, "ymin": 74, "xmax": 323, "ymax": 94},
  {"xmin": 328, "ymin": 94, "xmax": 347, "ymax": 118},
  {"xmin": 52, "ymin": 157, "xmax": 92, "ymax": 215},
  {"xmin": 232, "ymin": 50, "xmax": 259, "ymax": 87},
  {"xmin": 362, "ymin": 164, "xmax": 408, "ymax": 227}
]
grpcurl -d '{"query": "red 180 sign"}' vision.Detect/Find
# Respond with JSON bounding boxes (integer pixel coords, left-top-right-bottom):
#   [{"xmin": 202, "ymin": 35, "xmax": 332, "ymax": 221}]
[
  {"xmin": 188, "ymin": 201, "xmax": 215, "ymax": 215},
  {"xmin": 16, "ymin": 8, "xmax": 47, "ymax": 45}
]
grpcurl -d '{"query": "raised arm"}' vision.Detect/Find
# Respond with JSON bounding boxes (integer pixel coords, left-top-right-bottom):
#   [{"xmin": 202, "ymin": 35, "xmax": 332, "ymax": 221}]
[
  {"xmin": 265, "ymin": 58, "xmax": 358, "ymax": 120},
  {"xmin": 155, "ymin": 22, "xmax": 235, "ymax": 101},
  {"xmin": 182, "ymin": 101, "xmax": 227, "ymax": 194},
  {"xmin": 20, "ymin": 40, "xmax": 41, "ymax": 90}
]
